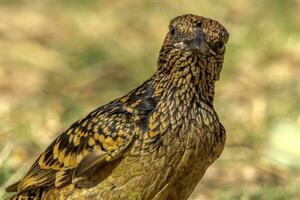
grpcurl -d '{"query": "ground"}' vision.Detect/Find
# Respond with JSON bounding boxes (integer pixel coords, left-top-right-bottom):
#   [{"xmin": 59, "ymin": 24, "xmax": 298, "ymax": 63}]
[{"xmin": 0, "ymin": 0, "xmax": 300, "ymax": 199}]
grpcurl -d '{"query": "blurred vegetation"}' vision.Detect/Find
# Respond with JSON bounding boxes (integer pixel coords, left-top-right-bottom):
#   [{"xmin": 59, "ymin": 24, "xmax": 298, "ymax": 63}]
[{"xmin": 0, "ymin": 0, "xmax": 299, "ymax": 199}]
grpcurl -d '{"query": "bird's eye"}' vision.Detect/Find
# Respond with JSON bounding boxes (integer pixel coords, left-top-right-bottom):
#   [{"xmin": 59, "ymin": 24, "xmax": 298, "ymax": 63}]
[
  {"xmin": 213, "ymin": 41, "xmax": 225, "ymax": 51},
  {"xmin": 195, "ymin": 22, "xmax": 202, "ymax": 28},
  {"xmin": 170, "ymin": 26, "xmax": 176, "ymax": 36}
]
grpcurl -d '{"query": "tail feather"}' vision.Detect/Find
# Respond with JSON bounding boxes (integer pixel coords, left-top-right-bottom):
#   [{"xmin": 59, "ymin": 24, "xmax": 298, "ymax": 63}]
[{"xmin": 5, "ymin": 181, "xmax": 20, "ymax": 192}]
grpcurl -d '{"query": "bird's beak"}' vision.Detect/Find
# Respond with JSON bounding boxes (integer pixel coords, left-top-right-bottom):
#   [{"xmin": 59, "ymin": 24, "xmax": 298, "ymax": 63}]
[
  {"xmin": 184, "ymin": 35, "xmax": 205, "ymax": 52},
  {"xmin": 174, "ymin": 32, "xmax": 216, "ymax": 56}
]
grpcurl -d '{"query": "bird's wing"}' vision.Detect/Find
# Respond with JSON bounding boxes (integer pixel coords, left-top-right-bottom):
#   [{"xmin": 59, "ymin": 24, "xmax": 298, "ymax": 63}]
[{"xmin": 11, "ymin": 102, "xmax": 136, "ymax": 193}]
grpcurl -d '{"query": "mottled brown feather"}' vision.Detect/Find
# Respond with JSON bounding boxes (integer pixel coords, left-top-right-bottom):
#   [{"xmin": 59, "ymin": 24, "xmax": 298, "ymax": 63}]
[
  {"xmin": 6, "ymin": 14, "xmax": 229, "ymax": 200},
  {"xmin": 13, "ymin": 101, "xmax": 138, "ymax": 193}
]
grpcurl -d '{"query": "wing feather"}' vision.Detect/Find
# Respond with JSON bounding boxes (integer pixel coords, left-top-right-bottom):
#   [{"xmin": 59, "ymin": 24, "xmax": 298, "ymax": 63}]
[{"xmin": 13, "ymin": 103, "xmax": 136, "ymax": 192}]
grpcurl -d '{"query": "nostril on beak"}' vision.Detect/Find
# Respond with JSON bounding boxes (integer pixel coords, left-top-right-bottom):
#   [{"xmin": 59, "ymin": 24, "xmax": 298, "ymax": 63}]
[
  {"xmin": 195, "ymin": 22, "xmax": 202, "ymax": 29},
  {"xmin": 184, "ymin": 34, "xmax": 204, "ymax": 52}
]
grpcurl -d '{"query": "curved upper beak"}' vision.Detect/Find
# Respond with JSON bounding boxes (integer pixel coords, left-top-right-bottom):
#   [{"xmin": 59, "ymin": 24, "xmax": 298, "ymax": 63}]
[
  {"xmin": 184, "ymin": 33, "xmax": 205, "ymax": 52},
  {"xmin": 174, "ymin": 31, "xmax": 216, "ymax": 56}
]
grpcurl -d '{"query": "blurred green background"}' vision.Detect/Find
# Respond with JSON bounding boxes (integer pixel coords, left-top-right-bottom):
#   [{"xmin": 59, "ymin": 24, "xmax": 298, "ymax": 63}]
[{"xmin": 0, "ymin": 0, "xmax": 300, "ymax": 199}]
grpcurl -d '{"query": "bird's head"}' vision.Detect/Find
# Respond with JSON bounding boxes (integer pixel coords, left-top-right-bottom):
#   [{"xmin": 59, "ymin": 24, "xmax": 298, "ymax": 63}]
[{"xmin": 158, "ymin": 14, "xmax": 229, "ymax": 81}]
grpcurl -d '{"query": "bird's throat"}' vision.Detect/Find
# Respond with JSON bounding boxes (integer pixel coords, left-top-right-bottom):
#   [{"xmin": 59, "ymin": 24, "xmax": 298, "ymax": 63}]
[{"xmin": 153, "ymin": 57, "xmax": 216, "ymax": 107}]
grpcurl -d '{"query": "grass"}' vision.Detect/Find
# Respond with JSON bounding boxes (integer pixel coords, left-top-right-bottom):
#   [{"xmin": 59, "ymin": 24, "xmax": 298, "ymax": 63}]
[{"xmin": 0, "ymin": 0, "xmax": 299, "ymax": 199}]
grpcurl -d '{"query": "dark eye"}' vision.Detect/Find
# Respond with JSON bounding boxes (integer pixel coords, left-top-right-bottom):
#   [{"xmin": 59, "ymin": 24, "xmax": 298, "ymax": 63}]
[
  {"xmin": 170, "ymin": 26, "xmax": 176, "ymax": 36},
  {"xmin": 213, "ymin": 41, "xmax": 225, "ymax": 50},
  {"xmin": 195, "ymin": 22, "xmax": 202, "ymax": 28}
]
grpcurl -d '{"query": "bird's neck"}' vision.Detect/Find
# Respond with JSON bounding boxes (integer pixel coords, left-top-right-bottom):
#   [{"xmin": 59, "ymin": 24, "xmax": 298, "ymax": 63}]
[{"xmin": 153, "ymin": 57, "xmax": 216, "ymax": 107}]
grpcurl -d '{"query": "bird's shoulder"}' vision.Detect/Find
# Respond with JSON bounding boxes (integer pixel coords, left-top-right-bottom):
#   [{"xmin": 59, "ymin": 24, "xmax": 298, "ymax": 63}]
[{"xmin": 9, "ymin": 79, "xmax": 158, "ymax": 194}]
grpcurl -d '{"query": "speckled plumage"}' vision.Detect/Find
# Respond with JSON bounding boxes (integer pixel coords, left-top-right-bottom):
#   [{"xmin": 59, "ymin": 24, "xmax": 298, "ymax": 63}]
[{"xmin": 6, "ymin": 14, "xmax": 229, "ymax": 200}]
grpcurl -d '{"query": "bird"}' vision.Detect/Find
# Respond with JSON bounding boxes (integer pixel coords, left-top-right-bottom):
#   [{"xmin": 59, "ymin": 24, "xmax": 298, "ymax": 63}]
[{"xmin": 6, "ymin": 14, "xmax": 229, "ymax": 200}]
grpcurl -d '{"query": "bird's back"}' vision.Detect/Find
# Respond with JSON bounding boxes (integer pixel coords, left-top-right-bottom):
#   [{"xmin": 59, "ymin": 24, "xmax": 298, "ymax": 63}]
[{"xmin": 34, "ymin": 102, "xmax": 225, "ymax": 200}]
